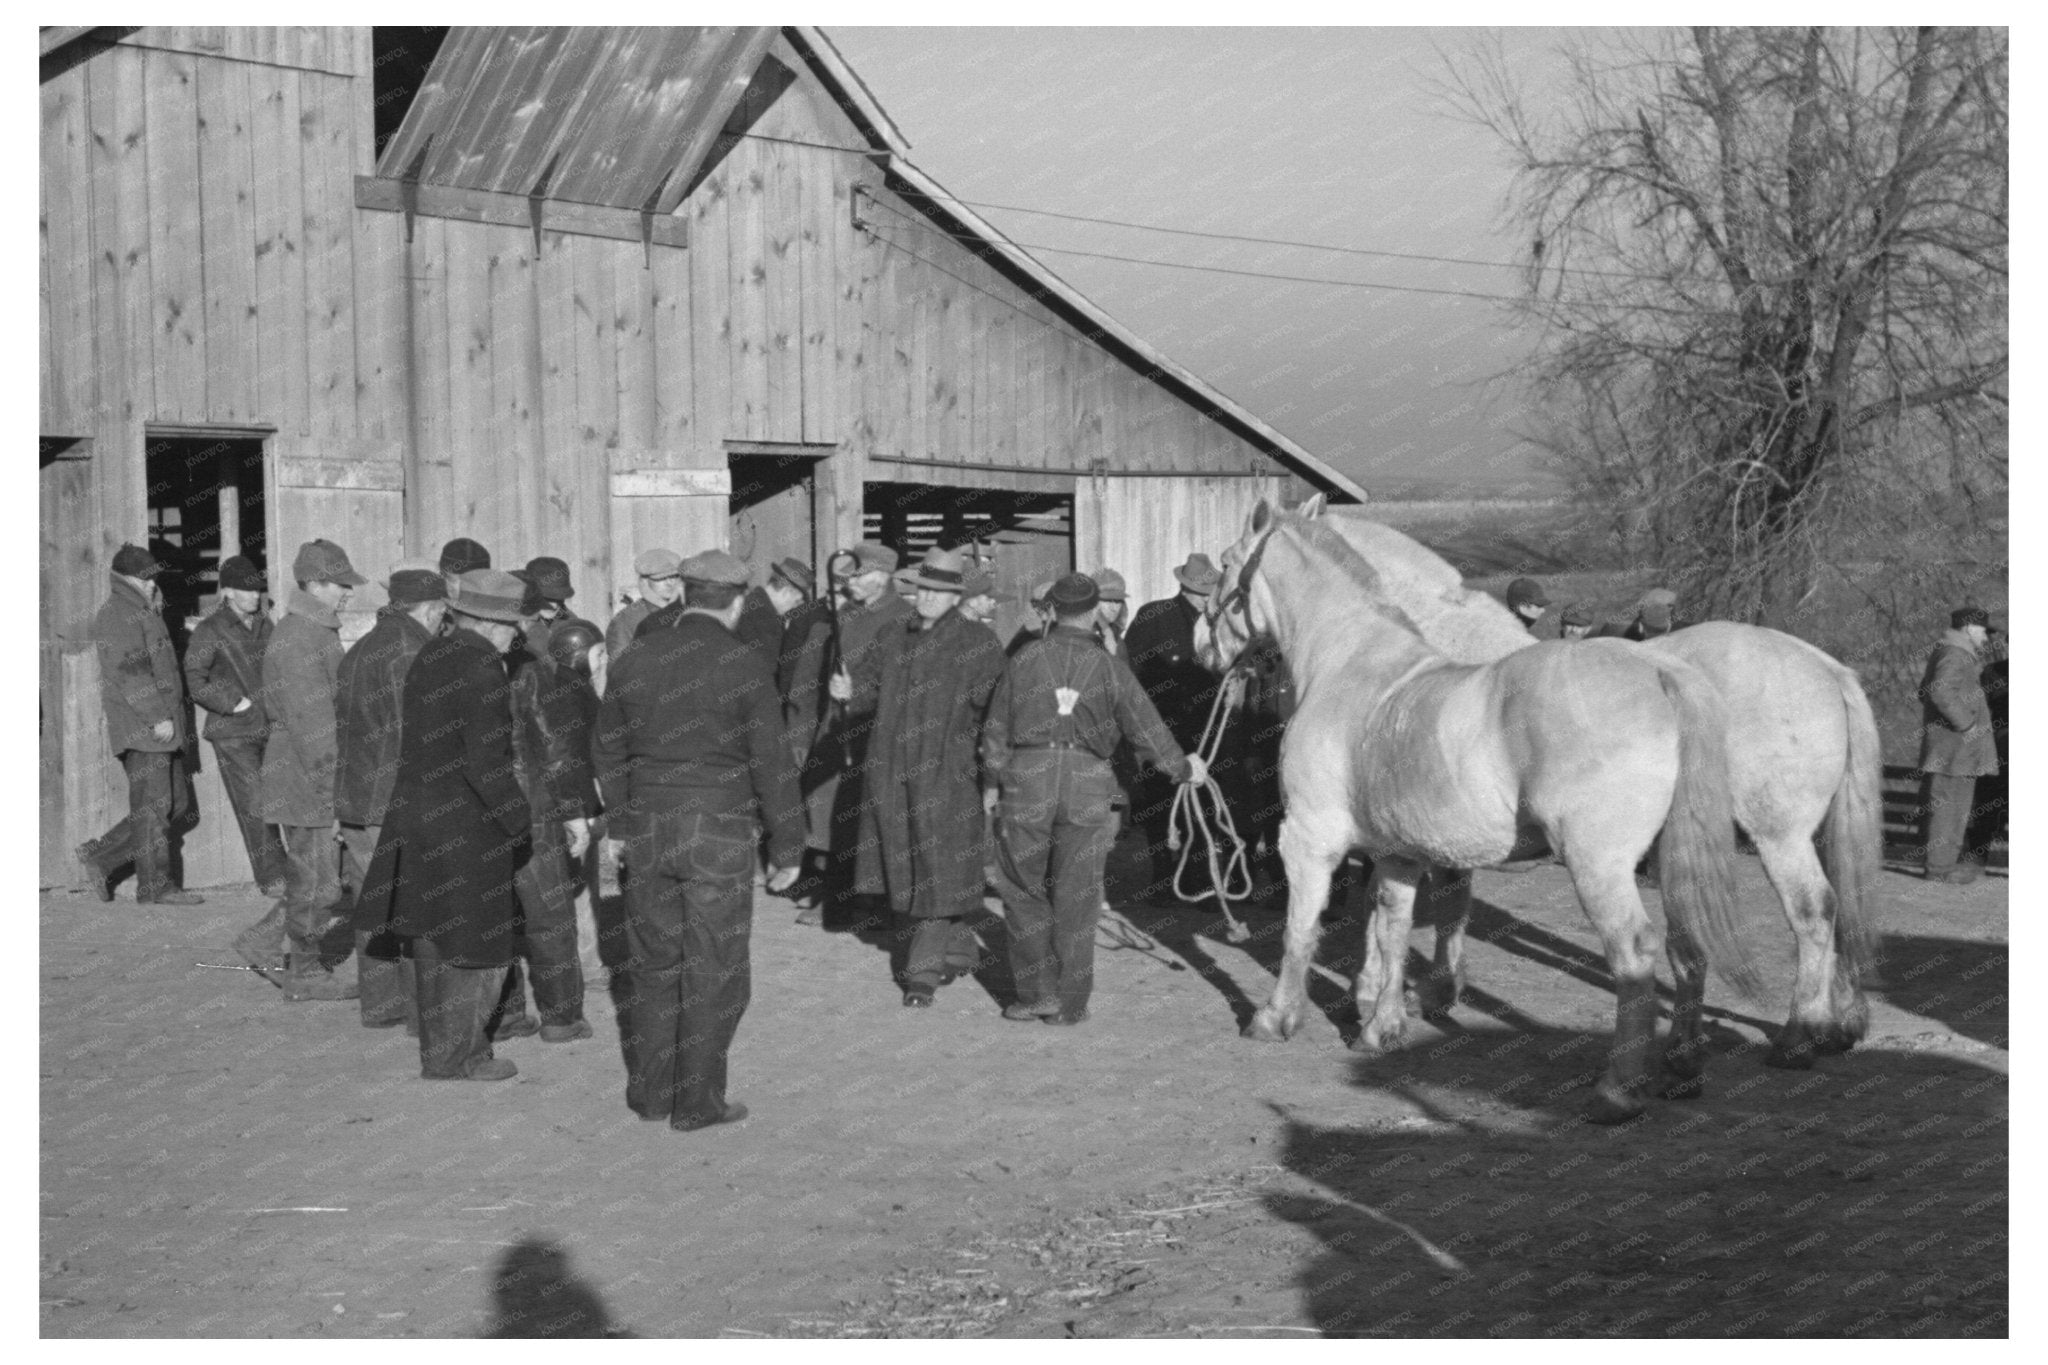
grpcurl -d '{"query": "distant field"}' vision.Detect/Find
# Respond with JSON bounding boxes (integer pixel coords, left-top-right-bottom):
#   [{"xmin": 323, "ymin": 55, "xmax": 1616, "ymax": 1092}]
[{"xmin": 1348, "ymin": 496, "xmax": 1605, "ymax": 578}]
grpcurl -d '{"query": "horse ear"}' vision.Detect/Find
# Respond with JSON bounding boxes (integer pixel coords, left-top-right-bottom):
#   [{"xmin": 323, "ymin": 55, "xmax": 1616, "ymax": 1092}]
[
  {"xmin": 1247, "ymin": 499, "xmax": 1272, "ymax": 535},
  {"xmin": 1298, "ymin": 492, "xmax": 1328, "ymax": 519}
]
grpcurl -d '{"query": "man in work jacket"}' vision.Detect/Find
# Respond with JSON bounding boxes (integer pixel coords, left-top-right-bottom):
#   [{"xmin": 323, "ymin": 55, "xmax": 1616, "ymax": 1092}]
[
  {"xmin": 236, "ymin": 539, "xmax": 366, "ymax": 1001},
  {"xmin": 335, "ymin": 562, "xmax": 448, "ymax": 1029},
  {"xmin": 594, "ymin": 550, "xmax": 803, "ymax": 1130},
  {"xmin": 605, "ymin": 547, "xmax": 683, "ymax": 660},
  {"xmin": 77, "ymin": 542, "xmax": 202, "ymax": 905},
  {"xmin": 1125, "ymin": 553, "xmax": 1230, "ymax": 903},
  {"xmin": 1919, "ymin": 605, "xmax": 2000, "ymax": 884},
  {"xmin": 985, "ymin": 573, "xmax": 1206, "ymax": 1026},
  {"xmin": 182, "ymin": 553, "xmax": 287, "ymax": 897}
]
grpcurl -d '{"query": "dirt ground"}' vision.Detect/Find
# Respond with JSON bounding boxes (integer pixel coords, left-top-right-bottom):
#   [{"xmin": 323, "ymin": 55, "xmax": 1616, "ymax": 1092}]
[{"xmin": 41, "ymin": 843, "xmax": 2006, "ymax": 1338}]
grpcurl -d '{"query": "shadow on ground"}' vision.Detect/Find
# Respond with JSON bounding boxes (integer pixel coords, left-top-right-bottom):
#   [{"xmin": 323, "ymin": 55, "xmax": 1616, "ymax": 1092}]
[{"xmin": 484, "ymin": 1237, "xmax": 631, "ymax": 1338}]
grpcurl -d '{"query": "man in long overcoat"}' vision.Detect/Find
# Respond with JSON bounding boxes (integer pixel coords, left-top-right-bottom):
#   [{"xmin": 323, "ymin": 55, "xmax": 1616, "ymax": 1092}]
[
  {"xmin": 237, "ymin": 539, "xmax": 365, "ymax": 999},
  {"xmin": 1919, "ymin": 605, "xmax": 1999, "ymax": 884},
  {"xmin": 78, "ymin": 543, "xmax": 202, "ymax": 904},
  {"xmin": 183, "ymin": 554, "xmax": 287, "ymax": 896},
  {"xmin": 336, "ymin": 563, "xmax": 448, "ymax": 1028},
  {"xmin": 812, "ymin": 541, "xmax": 913, "ymax": 925},
  {"xmin": 850, "ymin": 547, "xmax": 1006, "ymax": 1007},
  {"xmin": 761, "ymin": 557, "xmax": 834, "ymax": 923},
  {"xmin": 357, "ymin": 570, "xmax": 533, "ymax": 1081}
]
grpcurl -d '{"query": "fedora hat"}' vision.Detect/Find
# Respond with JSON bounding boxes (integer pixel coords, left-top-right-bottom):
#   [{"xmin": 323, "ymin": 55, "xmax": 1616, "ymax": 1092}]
[
  {"xmin": 449, "ymin": 569, "xmax": 527, "ymax": 623},
  {"xmin": 770, "ymin": 556, "xmax": 812, "ymax": 594},
  {"xmin": 1174, "ymin": 553, "xmax": 1222, "ymax": 595},
  {"xmin": 909, "ymin": 546, "xmax": 968, "ymax": 593}
]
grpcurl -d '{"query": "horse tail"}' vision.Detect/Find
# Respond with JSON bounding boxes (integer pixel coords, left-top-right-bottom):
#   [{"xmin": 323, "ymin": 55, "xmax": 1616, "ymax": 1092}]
[
  {"xmin": 1651, "ymin": 658, "xmax": 1763, "ymax": 999},
  {"xmin": 1822, "ymin": 662, "xmax": 1885, "ymax": 992}
]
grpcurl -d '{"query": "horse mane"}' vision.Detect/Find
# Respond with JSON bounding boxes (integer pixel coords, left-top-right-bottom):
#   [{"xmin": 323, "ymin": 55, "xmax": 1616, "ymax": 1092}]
[
  {"xmin": 1273, "ymin": 514, "xmax": 1438, "ymax": 646},
  {"xmin": 1317, "ymin": 510, "xmax": 1537, "ymax": 664}
]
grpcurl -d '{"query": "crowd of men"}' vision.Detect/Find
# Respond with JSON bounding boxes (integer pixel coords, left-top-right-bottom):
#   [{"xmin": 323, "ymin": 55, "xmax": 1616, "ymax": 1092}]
[{"xmin": 75, "ymin": 534, "xmax": 1227, "ymax": 1132}]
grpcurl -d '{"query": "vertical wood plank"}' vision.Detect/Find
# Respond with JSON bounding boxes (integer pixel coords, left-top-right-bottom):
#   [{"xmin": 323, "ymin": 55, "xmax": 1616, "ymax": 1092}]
[
  {"xmin": 649, "ymin": 239, "xmax": 693, "ymax": 460},
  {"xmin": 352, "ymin": 192, "xmax": 406, "ymax": 444},
  {"xmin": 196, "ymin": 55, "xmax": 256, "ymax": 423},
  {"xmin": 760, "ymin": 137, "xmax": 802, "ymax": 444},
  {"xmin": 570, "ymin": 236, "xmax": 620, "ymax": 456},
  {"xmin": 442, "ymin": 221, "xmax": 491, "ymax": 533},
  {"xmin": 612, "ymin": 242, "xmax": 654, "ymax": 454},
  {"xmin": 249, "ymin": 62, "xmax": 308, "ymax": 433},
  {"xmin": 302, "ymin": 71, "xmax": 359, "ymax": 440},
  {"xmin": 534, "ymin": 230, "xmax": 582, "ymax": 566},
  {"xmin": 797, "ymin": 146, "xmax": 838, "ymax": 444},
  {"xmin": 687, "ymin": 168, "xmax": 734, "ymax": 465},
  {"xmin": 143, "ymin": 49, "xmax": 205, "ymax": 420},
  {"xmin": 88, "ymin": 50, "xmax": 152, "ymax": 550},
  {"xmin": 41, "ymin": 74, "xmax": 98, "ymax": 435},
  {"xmin": 409, "ymin": 215, "xmax": 455, "ymax": 553},
  {"xmin": 486, "ymin": 226, "xmax": 539, "ymax": 558},
  {"xmin": 727, "ymin": 152, "xmax": 770, "ymax": 443}
]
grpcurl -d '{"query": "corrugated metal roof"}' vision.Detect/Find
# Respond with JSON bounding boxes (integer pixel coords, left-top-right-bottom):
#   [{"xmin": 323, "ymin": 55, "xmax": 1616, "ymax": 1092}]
[{"xmin": 376, "ymin": 26, "xmax": 776, "ymax": 211}]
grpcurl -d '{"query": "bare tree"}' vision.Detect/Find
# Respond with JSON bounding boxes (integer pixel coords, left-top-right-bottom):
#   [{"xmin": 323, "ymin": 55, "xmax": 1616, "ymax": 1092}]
[{"xmin": 1451, "ymin": 27, "xmax": 2007, "ymax": 624}]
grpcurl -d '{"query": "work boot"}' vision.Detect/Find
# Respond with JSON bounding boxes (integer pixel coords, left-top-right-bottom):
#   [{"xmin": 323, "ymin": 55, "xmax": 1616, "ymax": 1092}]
[
  {"xmin": 493, "ymin": 1013, "xmax": 541, "ymax": 1040},
  {"xmin": 282, "ymin": 961, "xmax": 359, "ymax": 1002},
  {"xmin": 1002, "ymin": 1000, "xmax": 1062, "ymax": 1022},
  {"xmin": 425, "ymin": 1057, "xmax": 518, "ymax": 1082},
  {"xmin": 234, "ymin": 907, "xmax": 288, "ymax": 972},
  {"xmin": 142, "ymin": 888, "xmax": 205, "ymax": 906},
  {"xmin": 540, "ymin": 1019, "xmax": 593, "ymax": 1043},
  {"xmin": 75, "ymin": 841, "xmax": 112, "ymax": 903}
]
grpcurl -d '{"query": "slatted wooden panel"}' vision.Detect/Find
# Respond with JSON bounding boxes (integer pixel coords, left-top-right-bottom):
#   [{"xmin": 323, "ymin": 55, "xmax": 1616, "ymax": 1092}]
[
  {"xmin": 1075, "ymin": 474, "xmax": 1280, "ymax": 612},
  {"xmin": 60, "ymin": 652, "xmax": 125, "ymax": 891},
  {"xmin": 40, "ymin": 74, "xmax": 97, "ymax": 435},
  {"xmin": 125, "ymin": 27, "xmax": 368, "ymax": 77}
]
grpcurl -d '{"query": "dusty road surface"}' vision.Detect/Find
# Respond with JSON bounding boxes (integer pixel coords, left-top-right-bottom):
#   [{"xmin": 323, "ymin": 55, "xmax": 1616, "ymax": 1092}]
[{"xmin": 42, "ymin": 850, "xmax": 2005, "ymax": 1338}]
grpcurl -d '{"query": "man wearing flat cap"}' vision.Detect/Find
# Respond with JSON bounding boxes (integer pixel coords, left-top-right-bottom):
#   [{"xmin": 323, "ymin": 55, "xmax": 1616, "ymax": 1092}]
[
  {"xmin": 1598, "ymin": 587, "xmax": 1682, "ymax": 641},
  {"xmin": 183, "ymin": 554, "xmax": 287, "ymax": 898},
  {"xmin": 813, "ymin": 541, "xmax": 913, "ymax": 926},
  {"xmin": 76, "ymin": 542, "xmax": 203, "ymax": 905},
  {"xmin": 985, "ymin": 573, "xmax": 1207, "ymax": 1024},
  {"xmin": 595, "ymin": 550, "xmax": 803, "ymax": 1128},
  {"xmin": 1125, "ymin": 552, "xmax": 1230, "ymax": 900},
  {"xmin": 1560, "ymin": 602, "xmax": 1595, "ymax": 640},
  {"xmin": 1504, "ymin": 577, "xmax": 1557, "ymax": 638},
  {"xmin": 849, "ymin": 546, "xmax": 1007, "ymax": 1007},
  {"xmin": 1918, "ymin": 605, "xmax": 1999, "ymax": 885},
  {"xmin": 237, "ymin": 540, "xmax": 368, "ymax": 1000},
  {"xmin": 334, "ymin": 561, "xmax": 449, "ymax": 1029},
  {"xmin": 356, "ymin": 569, "xmax": 534, "ymax": 1081},
  {"xmin": 438, "ymin": 537, "xmax": 491, "ymax": 581},
  {"xmin": 606, "ymin": 547, "xmax": 684, "ymax": 660}
]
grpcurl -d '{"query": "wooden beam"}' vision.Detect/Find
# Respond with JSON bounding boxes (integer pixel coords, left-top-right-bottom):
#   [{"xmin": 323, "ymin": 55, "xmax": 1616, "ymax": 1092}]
[
  {"xmin": 277, "ymin": 455, "xmax": 404, "ymax": 490},
  {"xmin": 356, "ymin": 175, "xmax": 690, "ymax": 249},
  {"xmin": 612, "ymin": 468, "xmax": 731, "ymax": 498}
]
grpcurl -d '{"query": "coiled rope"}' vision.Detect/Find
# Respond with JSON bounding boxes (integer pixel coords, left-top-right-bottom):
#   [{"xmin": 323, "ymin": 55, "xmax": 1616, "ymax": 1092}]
[{"xmin": 1167, "ymin": 667, "xmax": 1255, "ymax": 942}]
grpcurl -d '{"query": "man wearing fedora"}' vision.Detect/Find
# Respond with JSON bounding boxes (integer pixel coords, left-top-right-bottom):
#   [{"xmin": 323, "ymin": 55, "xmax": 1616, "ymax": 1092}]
[
  {"xmin": 594, "ymin": 551, "xmax": 803, "ymax": 1128},
  {"xmin": 848, "ymin": 546, "xmax": 1007, "ymax": 1007},
  {"xmin": 812, "ymin": 541, "xmax": 912, "ymax": 927},
  {"xmin": 1919, "ymin": 605, "xmax": 1999, "ymax": 885},
  {"xmin": 1125, "ymin": 552, "xmax": 1229, "ymax": 900},
  {"xmin": 183, "ymin": 553, "xmax": 287, "ymax": 898},
  {"xmin": 986, "ymin": 573, "xmax": 1206, "ymax": 1024},
  {"xmin": 606, "ymin": 547, "xmax": 683, "ymax": 659},
  {"xmin": 356, "ymin": 569, "xmax": 534, "ymax": 1081},
  {"xmin": 236, "ymin": 539, "xmax": 367, "ymax": 1000},
  {"xmin": 335, "ymin": 561, "xmax": 449, "ymax": 1029},
  {"xmin": 77, "ymin": 542, "xmax": 203, "ymax": 904}
]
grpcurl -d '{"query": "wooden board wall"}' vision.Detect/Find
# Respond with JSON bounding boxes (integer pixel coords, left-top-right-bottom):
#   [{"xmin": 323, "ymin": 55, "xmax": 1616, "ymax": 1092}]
[{"xmin": 1075, "ymin": 474, "xmax": 1284, "ymax": 614}]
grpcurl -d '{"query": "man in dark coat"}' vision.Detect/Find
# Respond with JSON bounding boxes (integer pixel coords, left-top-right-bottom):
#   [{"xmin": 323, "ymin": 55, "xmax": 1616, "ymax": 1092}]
[
  {"xmin": 1504, "ymin": 576, "xmax": 1558, "ymax": 638},
  {"xmin": 761, "ymin": 558, "xmax": 834, "ymax": 924},
  {"xmin": 181, "ymin": 554, "xmax": 286, "ymax": 896},
  {"xmin": 357, "ymin": 570, "xmax": 533, "ymax": 1081},
  {"xmin": 237, "ymin": 539, "xmax": 366, "ymax": 1000},
  {"xmin": 1918, "ymin": 606, "xmax": 1999, "ymax": 884},
  {"xmin": 593, "ymin": 550, "xmax": 803, "ymax": 1130},
  {"xmin": 1125, "ymin": 552, "xmax": 1228, "ymax": 901},
  {"xmin": 813, "ymin": 541, "xmax": 913, "ymax": 925},
  {"xmin": 519, "ymin": 555, "xmax": 576, "ymax": 658},
  {"xmin": 850, "ymin": 547, "xmax": 1006, "ymax": 1007},
  {"xmin": 335, "ymin": 563, "xmax": 448, "ymax": 1028},
  {"xmin": 1967, "ymin": 627, "xmax": 2009, "ymax": 857},
  {"xmin": 986, "ymin": 574, "xmax": 1204, "ymax": 1025},
  {"xmin": 77, "ymin": 543, "xmax": 202, "ymax": 905}
]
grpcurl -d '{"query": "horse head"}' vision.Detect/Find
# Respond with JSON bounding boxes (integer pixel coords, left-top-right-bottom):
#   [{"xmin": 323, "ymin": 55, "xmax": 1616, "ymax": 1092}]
[{"xmin": 1200, "ymin": 494, "xmax": 1323, "ymax": 671}]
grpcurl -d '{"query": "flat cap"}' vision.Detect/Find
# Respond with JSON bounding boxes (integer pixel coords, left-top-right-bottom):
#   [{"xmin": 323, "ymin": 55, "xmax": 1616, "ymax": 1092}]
[
  {"xmin": 523, "ymin": 556, "xmax": 574, "ymax": 602},
  {"xmin": 1507, "ymin": 577, "xmax": 1548, "ymax": 610},
  {"xmin": 218, "ymin": 555, "xmax": 266, "ymax": 592},
  {"xmin": 850, "ymin": 541, "xmax": 899, "ymax": 574},
  {"xmin": 293, "ymin": 539, "xmax": 367, "ymax": 586},
  {"xmin": 438, "ymin": 537, "xmax": 491, "ymax": 576},
  {"xmin": 1049, "ymin": 572, "xmax": 1100, "ymax": 611},
  {"xmin": 386, "ymin": 568, "xmax": 448, "ymax": 605},
  {"xmin": 111, "ymin": 543, "xmax": 162, "ymax": 579},
  {"xmin": 1560, "ymin": 601, "xmax": 1593, "ymax": 628},
  {"xmin": 634, "ymin": 547, "xmax": 682, "ymax": 578},
  {"xmin": 960, "ymin": 567, "xmax": 995, "ymax": 599},
  {"xmin": 1639, "ymin": 588, "xmax": 1677, "ymax": 609},
  {"xmin": 680, "ymin": 549, "xmax": 749, "ymax": 587}
]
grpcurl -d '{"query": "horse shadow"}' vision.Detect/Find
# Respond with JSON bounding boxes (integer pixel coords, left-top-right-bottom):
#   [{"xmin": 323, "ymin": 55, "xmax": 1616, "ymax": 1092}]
[
  {"xmin": 1261, "ymin": 1039, "xmax": 2008, "ymax": 1337},
  {"xmin": 482, "ymin": 1236, "xmax": 631, "ymax": 1338},
  {"xmin": 1868, "ymin": 932, "xmax": 2008, "ymax": 1051}
]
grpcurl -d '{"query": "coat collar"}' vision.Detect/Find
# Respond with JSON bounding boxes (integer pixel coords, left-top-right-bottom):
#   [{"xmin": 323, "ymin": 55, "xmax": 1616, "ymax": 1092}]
[
  {"xmin": 450, "ymin": 623, "xmax": 506, "ymax": 656},
  {"xmin": 109, "ymin": 573, "xmax": 155, "ymax": 612},
  {"xmin": 215, "ymin": 599, "xmax": 268, "ymax": 634},
  {"xmin": 286, "ymin": 587, "xmax": 341, "ymax": 630},
  {"xmin": 1942, "ymin": 628, "xmax": 1982, "ymax": 659}
]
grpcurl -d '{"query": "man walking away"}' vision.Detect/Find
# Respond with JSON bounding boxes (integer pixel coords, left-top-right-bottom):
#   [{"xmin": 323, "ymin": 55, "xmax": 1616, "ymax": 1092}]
[
  {"xmin": 986, "ymin": 574, "xmax": 1206, "ymax": 1025},
  {"xmin": 182, "ymin": 554, "xmax": 286, "ymax": 896},
  {"xmin": 236, "ymin": 540, "xmax": 365, "ymax": 999},
  {"xmin": 852, "ymin": 547, "xmax": 1006, "ymax": 1007},
  {"xmin": 335, "ymin": 562, "xmax": 447, "ymax": 1029},
  {"xmin": 594, "ymin": 551, "xmax": 803, "ymax": 1131},
  {"xmin": 77, "ymin": 543, "xmax": 203, "ymax": 905},
  {"xmin": 1919, "ymin": 605, "xmax": 1999, "ymax": 884},
  {"xmin": 356, "ymin": 570, "xmax": 534, "ymax": 1081}
]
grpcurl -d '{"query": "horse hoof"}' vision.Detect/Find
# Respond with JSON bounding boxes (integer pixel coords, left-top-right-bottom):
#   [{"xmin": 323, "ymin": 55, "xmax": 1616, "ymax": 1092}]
[
  {"xmin": 1242, "ymin": 1012, "xmax": 1293, "ymax": 1043},
  {"xmin": 1583, "ymin": 1088, "xmax": 1647, "ymax": 1125},
  {"xmin": 1361, "ymin": 1020, "xmax": 1407, "ymax": 1054}
]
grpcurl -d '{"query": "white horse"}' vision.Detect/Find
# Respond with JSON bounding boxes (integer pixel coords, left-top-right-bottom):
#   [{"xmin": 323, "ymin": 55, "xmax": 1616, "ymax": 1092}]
[
  {"xmin": 1200, "ymin": 497, "xmax": 1756, "ymax": 1122},
  {"xmin": 1316, "ymin": 511, "xmax": 1881, "ymax": 1070}
]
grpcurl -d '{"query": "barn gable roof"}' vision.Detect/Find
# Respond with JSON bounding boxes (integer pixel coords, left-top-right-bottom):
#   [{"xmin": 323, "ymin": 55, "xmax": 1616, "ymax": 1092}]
[{"xmin": 378, "ymin": 24, "xmax": 1368, "ymax": 502}]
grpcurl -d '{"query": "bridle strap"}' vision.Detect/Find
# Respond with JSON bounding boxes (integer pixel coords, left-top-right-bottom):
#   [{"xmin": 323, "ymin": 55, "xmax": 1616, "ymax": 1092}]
[{"xmin": 1217, "ymin": 526, "xmax": 1274, "ymax": 623}]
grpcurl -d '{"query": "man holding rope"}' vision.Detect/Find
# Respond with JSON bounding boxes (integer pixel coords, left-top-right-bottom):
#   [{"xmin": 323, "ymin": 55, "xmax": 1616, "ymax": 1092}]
[{"xmin": 984, "ymin": 573, "xmax": 1206, "ymax": 1026}]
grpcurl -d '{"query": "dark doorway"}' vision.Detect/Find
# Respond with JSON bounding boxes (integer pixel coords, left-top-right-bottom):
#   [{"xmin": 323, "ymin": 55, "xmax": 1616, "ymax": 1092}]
[
  {"xmin": 372, "ymin": 27, "xmax": 451, "ymax": 162},
  {"xmin": 862, "ymin": 483, "xmax": 1072, "ymax": 643},
  {"xmin": 728, "ymin": 452, "xmax": 820, "ymax": 584},
  {"xmin": 144, "ymin": 435, "xmax": 266, "ymax": 648}
]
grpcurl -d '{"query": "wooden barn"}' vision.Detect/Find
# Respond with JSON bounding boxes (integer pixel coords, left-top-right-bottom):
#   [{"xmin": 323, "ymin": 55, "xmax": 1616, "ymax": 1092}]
[{"xmin": 38, "ymin": 25, "xmax": 1365, "ymax": 889}]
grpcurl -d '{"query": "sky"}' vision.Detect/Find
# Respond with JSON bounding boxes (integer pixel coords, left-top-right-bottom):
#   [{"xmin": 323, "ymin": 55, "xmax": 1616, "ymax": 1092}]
[{"xmin": 827, "ymin": 26, "xmax": 1576, "ymax": 498}]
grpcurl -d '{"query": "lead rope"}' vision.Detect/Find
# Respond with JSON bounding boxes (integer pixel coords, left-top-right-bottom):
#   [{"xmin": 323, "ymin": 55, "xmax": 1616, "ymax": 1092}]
[{"xmin": 1167, "ymin": 667, "xmax": 1255, "ymax": 942}]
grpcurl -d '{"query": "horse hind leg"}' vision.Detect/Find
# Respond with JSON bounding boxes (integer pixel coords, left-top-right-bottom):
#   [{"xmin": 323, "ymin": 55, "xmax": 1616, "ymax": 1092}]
[
  {"xmin": 1568, "ymin": 855, "xmax": 1664, "ymax": 1124},
  {"xmin": 1659, "ymin": 875, "xmax": 1709, "ymax": 1100},
  {"xmin": 1354, "ymin": 857, "xmax": 1425, "ymax": 1054},
  {"xmin": 1755, "ymin": 833, "xmax": 1851, "ymax": 1067},
  {"xmin": 1244, "ymin": 815, "xmax": 1345, "ymax": 1043},
  {"xmin": 1419, "ymin": 867, "xmax": 1471, "ymax": 1018}
]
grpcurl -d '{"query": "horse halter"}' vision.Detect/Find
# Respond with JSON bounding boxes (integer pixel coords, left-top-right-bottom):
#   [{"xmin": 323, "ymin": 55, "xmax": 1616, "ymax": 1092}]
[{"xmin": 1214, "ymin": 526, "xmax": 1275, "ymax": 626}]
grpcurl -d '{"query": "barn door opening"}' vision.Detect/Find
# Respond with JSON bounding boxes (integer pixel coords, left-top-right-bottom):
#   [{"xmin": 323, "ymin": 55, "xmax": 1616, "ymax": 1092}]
[
  {"xmin": 144, "ymin": 432, "xmax": 268, "ymax": 650},
  {"xmin": 863, "ymin": 482, "xmax": 1073, "ymax": 645},
  {"xmin": 728, "ymin": 445, "xmax": 826, "ymax": 585}
]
